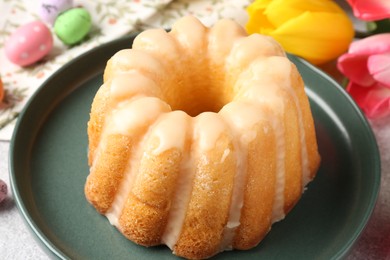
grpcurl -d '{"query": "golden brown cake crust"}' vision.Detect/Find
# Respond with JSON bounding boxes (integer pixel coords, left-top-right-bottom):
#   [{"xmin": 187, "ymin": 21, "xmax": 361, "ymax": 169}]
[{"xmin": 85, "ymin": 16, "xmax": 321, "ymax": 259}]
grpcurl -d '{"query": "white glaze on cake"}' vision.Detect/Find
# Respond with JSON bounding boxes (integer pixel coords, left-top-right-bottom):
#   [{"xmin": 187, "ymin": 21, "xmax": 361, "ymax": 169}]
[
  {"xmin": 102, "ymin": 61, "xmax": 307, "ymax": 247},
  {"xmin": 85, "ymin": 16, "xmax": 321, "ymax": 260}
]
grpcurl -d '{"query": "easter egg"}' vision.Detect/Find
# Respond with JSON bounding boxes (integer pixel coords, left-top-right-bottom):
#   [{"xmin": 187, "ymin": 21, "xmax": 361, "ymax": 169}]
[
  {"xmin": 38, "ymin": 0, "xmax": 73, "ymax": 25},
  {"xmin": 4, "ymin": 21, "xmax": 53, "ymax": 67},
  {"xmin": 54, "ymin": 8, "xmax": 92, "ymax": 45},
  {"xmin": 0, "ymin": 179, "xmax": 7, "ymax": 204}
]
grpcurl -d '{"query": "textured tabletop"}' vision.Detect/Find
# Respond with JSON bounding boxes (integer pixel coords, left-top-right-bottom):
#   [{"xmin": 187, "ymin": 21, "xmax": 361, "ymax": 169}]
[{"xmin": 0, "ymin": 142, "xmax": 48, "ymax": 259}]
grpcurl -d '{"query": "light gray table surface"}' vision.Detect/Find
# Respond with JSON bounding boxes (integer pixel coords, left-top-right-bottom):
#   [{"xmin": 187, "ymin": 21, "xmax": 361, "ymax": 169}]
[{"xmin": 1, "ymin": 114, "xmax": 390, "ymax": 259}]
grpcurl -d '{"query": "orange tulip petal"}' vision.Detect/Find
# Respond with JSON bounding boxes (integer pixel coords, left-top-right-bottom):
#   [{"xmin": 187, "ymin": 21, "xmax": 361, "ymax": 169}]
[
  {"xmin": 269, "ymin": 11, "xmax": 354, "ymax": 64},
  {"xmin": 265, "ymin": 0, "xmax": 344, "ymax": 28}
]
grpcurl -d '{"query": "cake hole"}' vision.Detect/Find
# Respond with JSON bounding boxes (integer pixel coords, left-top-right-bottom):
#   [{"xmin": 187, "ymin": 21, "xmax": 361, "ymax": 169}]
[{"xmin": 161, "ymin": 65, "xmax": 234, "ymax": 117}]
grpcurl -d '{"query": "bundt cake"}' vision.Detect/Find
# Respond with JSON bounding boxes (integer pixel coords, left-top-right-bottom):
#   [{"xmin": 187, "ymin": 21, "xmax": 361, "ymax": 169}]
[{"xmin": 85, "ymin": 16, "xmax": 321, "ymax": 259}]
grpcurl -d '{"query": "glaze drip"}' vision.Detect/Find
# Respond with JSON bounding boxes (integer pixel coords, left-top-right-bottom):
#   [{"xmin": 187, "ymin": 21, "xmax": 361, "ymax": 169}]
[{"xmin": 85, "ymin": 16, "xmax": 320, "ymax": 260}]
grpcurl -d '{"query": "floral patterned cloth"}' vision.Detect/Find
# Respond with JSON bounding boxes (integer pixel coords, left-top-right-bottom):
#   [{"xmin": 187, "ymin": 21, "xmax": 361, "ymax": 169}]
[{"xmin": 0, "ymin": 0, "xmax": 250, "ymax": 140}]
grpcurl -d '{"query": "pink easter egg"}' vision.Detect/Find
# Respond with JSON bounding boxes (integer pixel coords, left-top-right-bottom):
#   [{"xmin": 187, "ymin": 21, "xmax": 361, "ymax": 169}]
[
  {"xmin": 38, "ymin": 0, "xmax": 73, "ymax": 25},
  {"xmin": 4, "ymin": 21, "xmax": 53, "ymax": 67}
]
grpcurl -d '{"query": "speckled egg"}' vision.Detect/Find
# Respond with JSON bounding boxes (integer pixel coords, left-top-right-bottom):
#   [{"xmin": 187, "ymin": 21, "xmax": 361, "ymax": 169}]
[
  {"xmin": 38, "ymin": 0, "xmax": 73, "ymax": 25},
  {"xmin": 54, "ymin": 7, "xmax": 92, "ymax": 45},
  {"xmin": 4, "ymin": 21, "xmax": 53, "ymax": 67},
  {"xmin": 0, "ymin": 179, "xmax": 7, "ymax": 204}
]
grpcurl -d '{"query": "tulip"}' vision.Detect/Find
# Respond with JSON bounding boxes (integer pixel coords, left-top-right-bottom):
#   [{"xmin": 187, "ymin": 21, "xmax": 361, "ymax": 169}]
[
  {"xmin": 338, "ymin": 34, "xmax": 390, "ymax": 118},
  {"xmin": 346, "ymin": 0, "xmax": 390, "ymax": 21},
  {"xmin": 246, "ymin": 0, "xmax": 354, "ymax": 65},
  {"xmin": 346, "ymin": 82, "xmax": 390, "ymax": 118}
]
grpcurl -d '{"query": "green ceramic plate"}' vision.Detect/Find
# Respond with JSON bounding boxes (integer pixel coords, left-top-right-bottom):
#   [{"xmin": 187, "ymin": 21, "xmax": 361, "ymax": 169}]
[{"xmin": 10, "ymin": 34, "xmax": 380, "ymax": 260}]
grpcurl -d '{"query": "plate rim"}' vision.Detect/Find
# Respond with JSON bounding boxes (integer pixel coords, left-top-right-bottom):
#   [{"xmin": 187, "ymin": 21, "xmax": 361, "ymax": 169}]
[
  {"xmin": 290, "ymin": 55, "xmax": 381, "ymax": 259},
  {"xmin": 9, "ymin": 34, "xmax": 381, "ymax": 260}
]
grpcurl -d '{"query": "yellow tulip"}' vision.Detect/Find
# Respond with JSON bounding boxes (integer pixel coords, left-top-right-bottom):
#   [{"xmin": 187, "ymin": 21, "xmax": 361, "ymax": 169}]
[{"xmin": 246, "ymin": 0, "xmax": 354, "ymax": 65}]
